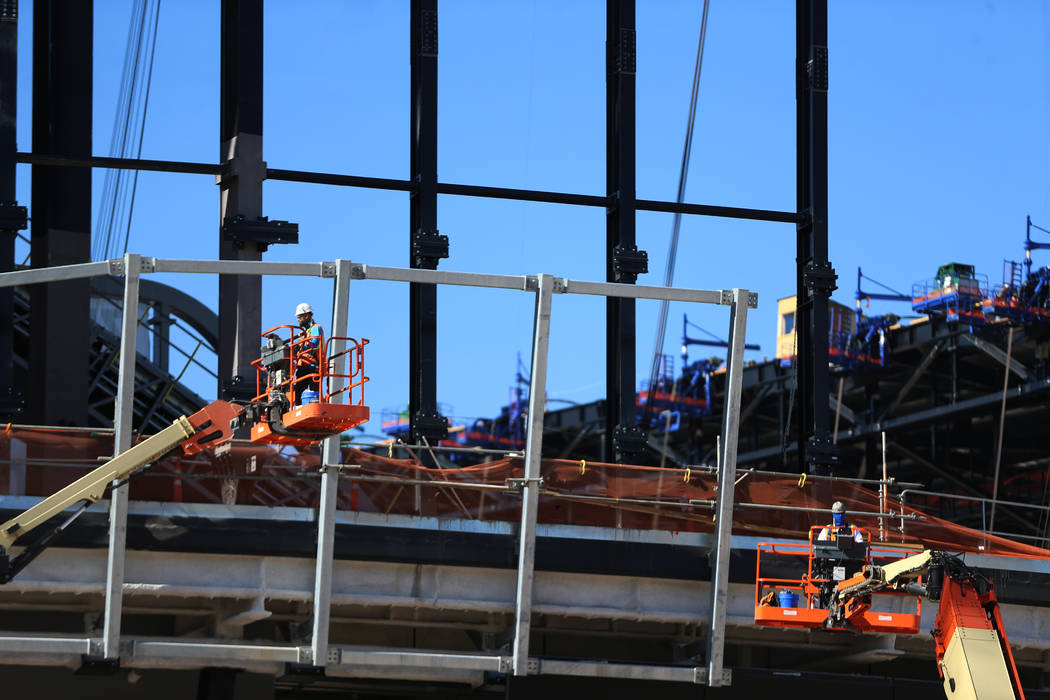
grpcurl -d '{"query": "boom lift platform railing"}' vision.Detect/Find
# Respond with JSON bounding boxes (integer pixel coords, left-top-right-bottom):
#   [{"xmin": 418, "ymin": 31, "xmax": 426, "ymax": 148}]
[{"xmin": 0, "ymin": 255, "xmax": 755, "ymax": 687}]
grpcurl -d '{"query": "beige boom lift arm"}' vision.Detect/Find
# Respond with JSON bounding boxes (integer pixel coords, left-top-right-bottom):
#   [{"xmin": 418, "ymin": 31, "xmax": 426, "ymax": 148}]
[
  {"xmin": 833, "ymin": 550, "xmax": 1026, "ymax": 700},
  {"xmin": 0, "ymin": 401, "xmax": 244, "ymax": 584}
]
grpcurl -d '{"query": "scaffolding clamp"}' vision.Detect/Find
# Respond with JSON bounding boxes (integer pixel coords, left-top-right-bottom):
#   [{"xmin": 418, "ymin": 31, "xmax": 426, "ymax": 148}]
[{"xmin": 506, "ymin": 476, "xmax": 544, "ymax": 490}]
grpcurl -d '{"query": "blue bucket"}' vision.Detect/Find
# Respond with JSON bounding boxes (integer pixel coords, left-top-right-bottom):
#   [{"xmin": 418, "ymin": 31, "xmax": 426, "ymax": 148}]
[
  {"xmin": 300, "ymin": 389, "xmax": 319, "ymax": 405},
  {"xmin": 778, "ymin": 590, "xmax": 799, "ymax": 608}
]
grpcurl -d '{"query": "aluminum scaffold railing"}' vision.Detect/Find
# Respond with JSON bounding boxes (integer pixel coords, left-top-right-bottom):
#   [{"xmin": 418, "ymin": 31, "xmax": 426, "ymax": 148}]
[{"xmin": 0, "ymin": 255, "xmax": 755, "ymax": 685}]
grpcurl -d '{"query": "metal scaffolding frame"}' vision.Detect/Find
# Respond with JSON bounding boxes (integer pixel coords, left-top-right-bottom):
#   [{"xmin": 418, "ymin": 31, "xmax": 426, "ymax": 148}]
[{"xmin": 0, "ymin": 255, "xmax": 754, "ymax": 685}]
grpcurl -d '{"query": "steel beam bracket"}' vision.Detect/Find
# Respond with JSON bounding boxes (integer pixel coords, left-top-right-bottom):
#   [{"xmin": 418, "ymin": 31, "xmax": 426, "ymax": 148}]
[
  {"xmin": 221, "ymin": 374, "xmax": 257, "ymax": 403},
  {"xmin": 411, "ymin": 408, "xmax": 448, "ymax": 444},
  {"xmin": 613, "ymin": 243, "xmax": 648, "ymax": 284},
  {"xmin": 616, "ymin": 28, "xmax": 637, "ymax": 74},
  {"xmin": 693, "ymin": 668, "xmax": 732, "ymax": 685},
  {"xmin": 807, "ymin": 46, "xmax": 829, "ymax": 92},
  {"xmin": 806, "ymin": 434, "xmax": 839, "ymax": 472},
  {"xmin": 77, "ymin": 655, "xmax": 120, "ymax": 675},
  {"xmin": 803, "ymin": 261, "xmax": 837, "ymax": 296},
  {"xmin": 506, "ymin": 476, "xmax": 544, "ymax": 490},
  {"xmin": 221, "ymin": 215, "xmax": 300, "ymax": 251},
  {"xmin": 613, "ymin": 423, "xmax": 646, "ymax": 455},
  {"xmin": 0, "ymin": 202, "xmax": 27, "ymax": 231},
  {"xmin": 412, "ymin": 228, "xmax": 449, "ymax": 270},
  {"xmin": 0, "ymin": 387, "xmax": 23, "ymax": 418}
]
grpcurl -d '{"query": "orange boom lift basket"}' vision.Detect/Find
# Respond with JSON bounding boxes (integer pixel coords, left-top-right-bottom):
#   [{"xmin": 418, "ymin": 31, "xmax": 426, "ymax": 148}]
[{"xmin": 248, "ymin": 325, "xmax": 370, "ymax": 446}]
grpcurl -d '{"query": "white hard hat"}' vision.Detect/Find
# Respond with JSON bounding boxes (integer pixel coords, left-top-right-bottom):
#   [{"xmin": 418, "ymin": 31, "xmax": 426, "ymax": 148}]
[
  {"xmin": 295, "ymin": 302, "xmax": 313, "ymax": 316},
  {"xmin": 832, "ymin": 501, "xmax": 845, "ymax": 514}
]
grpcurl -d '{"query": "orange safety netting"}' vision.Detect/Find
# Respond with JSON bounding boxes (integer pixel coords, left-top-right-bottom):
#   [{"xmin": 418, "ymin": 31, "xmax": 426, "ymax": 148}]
[{"xmin": 1, "ymin": 426, "xmax": 1047, "ymax": 560}]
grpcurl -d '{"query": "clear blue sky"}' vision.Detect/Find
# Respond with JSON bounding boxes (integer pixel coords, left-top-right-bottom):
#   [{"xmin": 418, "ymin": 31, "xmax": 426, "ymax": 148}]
[{"xmin": 13, "ymin": 1, "xmax": 1050, "ymax": 437}]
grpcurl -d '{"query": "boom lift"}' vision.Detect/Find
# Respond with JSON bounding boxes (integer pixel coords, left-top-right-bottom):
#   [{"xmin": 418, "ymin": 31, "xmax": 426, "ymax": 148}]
[
  {"xmin": 0, "ymin": 328, "xmax": 369, "ymax": 583},
  {"xmin": 756, "ymin": 530, "xmax": 1025, "ymax": 699}
]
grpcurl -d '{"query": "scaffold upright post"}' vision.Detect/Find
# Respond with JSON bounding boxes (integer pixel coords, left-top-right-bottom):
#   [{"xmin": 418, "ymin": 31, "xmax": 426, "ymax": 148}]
[
  {"xmin": 102, "ymin": 253, "xmax": 141, "ymax": 661},
  {"xmin": 310, "ymin": 259, "xmax": 351, "ymax": 667},
  {"xmin": 706, "ymin": 287, "xmax": 750, "ymax": 687},
  {"xmin": 512, "ymin": 273, "xmax": 554, "ymax": 676}
]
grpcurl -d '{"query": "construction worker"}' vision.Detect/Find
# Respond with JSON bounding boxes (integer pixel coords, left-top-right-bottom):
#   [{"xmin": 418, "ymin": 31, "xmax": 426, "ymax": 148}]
[
  {"xmin": 817, "ymin": 501, "xmax": 865, "ymax": 543},
  {"xmin": 293, "ymin": 302, "xmax": 323, "ymax": 404}
]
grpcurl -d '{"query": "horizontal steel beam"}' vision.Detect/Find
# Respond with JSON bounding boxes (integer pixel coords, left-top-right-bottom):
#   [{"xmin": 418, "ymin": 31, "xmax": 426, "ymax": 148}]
[
  {"xmin": 17, "ymin": 152, "xmax": 221, "ymax": 175},
  {"xmin": 132, "ymin": 640, "xmax": 301, "ymax": 663},
  {"xmin": 335, "ymin": 649, "xmax": 509, "ymax": 672},
  {"xmin": 267, "ymin": 167, "xmax": 412, "ymax": 192},
  {"xmin": 0, "ymin": 260, "xmax": 113, "ymax": 288},
  {"xmin": 152, "ymin": 258, "xmax": 327, "ymax": 277},
  {"xmin": 534, "ymin": 659, "xmax": 714, "ymax": 684},
  {"xmin": 0, "ymin": 636, "xmax": 92, "ymax": 654},
  {"xmin": 1, "ymin": 258, "xmax": 752, "ymax": 308},
  {"xmin": 18, "ymin": 153, "xmax": 796, "ymax": 224}
]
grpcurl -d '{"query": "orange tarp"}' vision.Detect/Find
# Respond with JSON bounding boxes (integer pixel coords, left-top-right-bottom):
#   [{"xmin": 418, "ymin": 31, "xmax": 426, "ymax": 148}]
[{"xmin": 1, "ymin": 427, "xmax": 1047, "ymax": 560}]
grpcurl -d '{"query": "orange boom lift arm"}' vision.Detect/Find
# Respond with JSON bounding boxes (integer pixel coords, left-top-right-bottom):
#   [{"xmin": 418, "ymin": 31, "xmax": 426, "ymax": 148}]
[{"xmin": 0, "ymin": 327, "xmax": 369, "ymax": 584}]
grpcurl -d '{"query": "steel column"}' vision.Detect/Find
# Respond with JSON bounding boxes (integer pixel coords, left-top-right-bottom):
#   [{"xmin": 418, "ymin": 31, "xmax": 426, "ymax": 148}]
[
  {"xmin": 605, "ymin": 0, "xmax": 647, "ymax": 461},
  {"xmin": 29, "ymin": 0, "xmax": 92, "ymax": 426},
  {"xmin": 512, "ymin": 273, "xmax": 554, "ymax": 675},
  {"xmin": 311, "ymin": 260, "xmax": 351, "ymax": 667},
  {"xmin": 102, "ymin": 253, "xmax": 141, "ymax": 660},
  {"xmin": 218, "ymin": 0, "xmax": 264, "ymax": 399},
  {"xmin": 0, "ymin": 0, "xmax": 20, "ymax": 418},
  {"xmin": 795, "ymin": 0, "xmax": 836, "ymax": 475},
  {"xmin": 409, "ymin": 0, "xmax": 447, "ymax": 447},
  {"xmin": 705, "ymin": 288, "xmax": 749, "ymax": 688}
]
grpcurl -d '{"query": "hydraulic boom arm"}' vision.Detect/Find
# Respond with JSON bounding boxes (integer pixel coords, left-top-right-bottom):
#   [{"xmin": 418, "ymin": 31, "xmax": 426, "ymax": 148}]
[
  {"xmin": 834, "ymin": 550, "xmax": 1025, "ymax": 700},
  {"xmin": 0, "ymin": 400, "xmax": 244, "ymax": 583}
]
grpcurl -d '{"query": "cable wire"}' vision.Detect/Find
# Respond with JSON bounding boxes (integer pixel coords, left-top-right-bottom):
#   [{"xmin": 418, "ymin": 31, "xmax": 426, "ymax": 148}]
[
  {"xmin": 643, "ymin": 0, "xmax": 711, "ymax": 429},
  {"xmin": 92, "ymin": 0, "xmax": 162, "ymax": 262}
]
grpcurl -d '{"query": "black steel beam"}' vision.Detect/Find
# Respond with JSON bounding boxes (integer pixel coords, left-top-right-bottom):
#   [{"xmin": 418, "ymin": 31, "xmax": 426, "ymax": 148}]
[
  {"xmin": 408, "ymin": 0, "xmax": 447, "ymax": 446},
  {"xmin": 15, "ymin": 155, "xmax": 800, "ymax": 224},
  {"xmin": 29, "ymin": 0, "xmax": 92, "ymax": 426},
  {"xmin": 16, "ymin": 152, "xmax": 221, "ymax": 175},
  {"xmin": 218, "ymin": 0, "xmax": 264, "ymax": 400},
  {"xmin": 795, "ymin": 0, "xmax": 836, "ymax": 474},
  {"xmin": 738, "ymin": 377, "xmax": 1050, "ymax": 463},
  {"xmin": 0, "ymin": 0, "xmax": 21, "ymax": 419},
  {"xmin": 605, "ymin": 0, "xmax": 646, "ymax": 461}
]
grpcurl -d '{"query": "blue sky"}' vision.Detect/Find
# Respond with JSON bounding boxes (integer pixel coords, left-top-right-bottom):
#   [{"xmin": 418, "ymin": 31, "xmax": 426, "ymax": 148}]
[{"xmin": 13, "ymin": 1, "xmax": 1050, "ymax": 436}]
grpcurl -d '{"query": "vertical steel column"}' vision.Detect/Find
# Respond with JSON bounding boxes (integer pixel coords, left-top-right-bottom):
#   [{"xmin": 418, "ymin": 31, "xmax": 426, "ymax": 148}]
[
  {"xmin": 102, "ymin": 253, "xmax": 141, "ymax": 661},
  {"xmin": 705, "ymin": 288, "xmax": 750, "ymax": 688},
  {"xmin": 794, "ymin": 0, "xmax": 836, "ymax": 475},
  {"xmin": 310, "ymin": 259, "xmax": 350, "ymax": 668},
  {"xmin": 29, "ymin": 0, "xmax": 92, "ymax": 426},
  {"xmin": 218, "ymin": 0, "xmax": 264, "ymax": 399},
  {"xmin": 512, "ymin": 274, "xmax": 554, "ymax": 676},
  {"xmin": 605, "ymin": 0, "xmax": 647, "ymax": 461},
  {"xmin": 0, "ymin": 0, "xmax": 22, "ymax": 418},
  {"xmin": 409, "ymin": 0, "xmax": 448, "ymax": 447}
]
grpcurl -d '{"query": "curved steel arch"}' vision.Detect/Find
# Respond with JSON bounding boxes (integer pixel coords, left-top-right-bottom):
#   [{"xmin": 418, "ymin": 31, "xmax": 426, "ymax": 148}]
[{"xmin": 90, "ymin": 276, "xmax": 218, "ymax": 350}]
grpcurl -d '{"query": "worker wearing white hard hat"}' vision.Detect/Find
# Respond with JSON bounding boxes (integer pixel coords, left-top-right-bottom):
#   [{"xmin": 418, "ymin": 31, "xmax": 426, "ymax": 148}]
[
  {"xmin": 293, "ymin": 302, "xmax": 324, "ymax": 405},
  {"xmin": 817, "ymin": 501, "xmax": 864, "ymax": 543}
]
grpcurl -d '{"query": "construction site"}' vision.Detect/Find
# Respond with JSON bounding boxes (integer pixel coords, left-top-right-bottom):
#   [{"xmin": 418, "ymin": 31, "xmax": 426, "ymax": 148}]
[{"xmin": 2, "ymin": 1, "xmax": 1050, "ymax": 698}]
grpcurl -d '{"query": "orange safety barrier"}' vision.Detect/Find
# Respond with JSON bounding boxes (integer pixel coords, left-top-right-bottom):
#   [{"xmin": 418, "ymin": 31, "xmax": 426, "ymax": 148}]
[{"xmin": 1, "ymin": 428, "xmax": 1049, "ymax": 561}]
